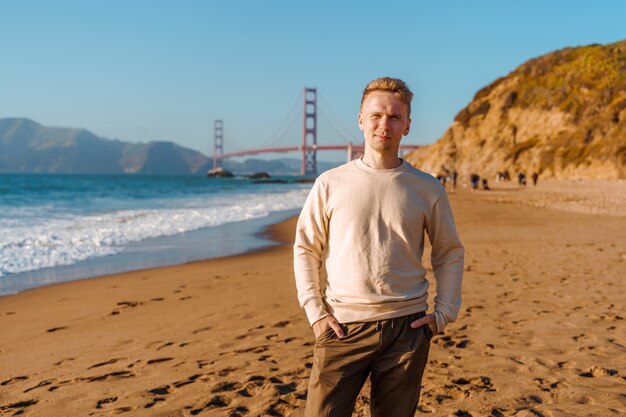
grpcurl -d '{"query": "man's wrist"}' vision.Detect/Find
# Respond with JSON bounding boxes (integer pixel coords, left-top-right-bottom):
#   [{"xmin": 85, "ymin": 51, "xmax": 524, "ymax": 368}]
[
  {"xmin": 304, "ymin": 297, "xmax": 329, "ymax": 326},
  {"xmin": 311, "ymin": 315, "xmax": 330, "ymax": 328}
]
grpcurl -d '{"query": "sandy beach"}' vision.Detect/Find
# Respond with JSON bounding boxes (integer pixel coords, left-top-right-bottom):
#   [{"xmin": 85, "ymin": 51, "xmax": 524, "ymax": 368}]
[{"xmin": 1, "ymin": 180, "xmax": 625, "ymax": 417}]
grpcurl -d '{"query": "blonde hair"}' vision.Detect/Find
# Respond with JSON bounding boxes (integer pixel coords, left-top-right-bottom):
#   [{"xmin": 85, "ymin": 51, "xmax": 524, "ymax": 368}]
[{"xmin": 361, "ymin": 77, "xmax": 413, "ymax": 115}]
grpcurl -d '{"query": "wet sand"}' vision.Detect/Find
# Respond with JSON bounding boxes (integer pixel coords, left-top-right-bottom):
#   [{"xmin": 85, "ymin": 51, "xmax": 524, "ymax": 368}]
[{"xmin": 1, "ymin": 180, "xmax": 624, "ymax": 416}]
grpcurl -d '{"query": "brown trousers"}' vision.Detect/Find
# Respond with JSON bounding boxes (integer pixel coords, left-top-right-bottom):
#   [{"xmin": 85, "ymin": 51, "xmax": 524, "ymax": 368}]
[{"xmin": 305, "ymin": 312, "xmax": 432, "ymax": 417}]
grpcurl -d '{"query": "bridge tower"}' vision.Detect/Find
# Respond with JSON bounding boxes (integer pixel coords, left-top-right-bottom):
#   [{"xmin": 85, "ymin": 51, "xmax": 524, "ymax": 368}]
[
  {"xmin": 346, "ymin": 142, "xmax": 364, "ymax": 162},
  {"xmin": 301, "ymin": 88, "xmax": 317, "ymax": 176},
  {"xmin": 213, "ymin": 119, "xmax": 224, "ymax": 169}
]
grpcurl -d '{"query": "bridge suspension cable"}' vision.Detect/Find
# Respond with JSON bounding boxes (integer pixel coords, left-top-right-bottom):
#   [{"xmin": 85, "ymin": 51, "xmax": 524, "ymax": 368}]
[
  {"xmin": 222, "ymin": 126, "xmax": 249, "ymax": 153},
  {"xmin": 318, "ymin": 92, "xmax": 361, "ymax": 144},
  {"xmin": 256, "ymin": 90, "xmax": 303, "ymax": 149},
  {"xmin": 319, "ymin": 107, "xmax": 359, "ymax": 144}
]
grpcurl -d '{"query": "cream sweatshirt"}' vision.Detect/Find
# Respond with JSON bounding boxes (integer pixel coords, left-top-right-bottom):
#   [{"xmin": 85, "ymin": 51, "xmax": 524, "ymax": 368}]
[{"xmin": 294, "ymin": 158, "xmax": 464, "ymax": 332}]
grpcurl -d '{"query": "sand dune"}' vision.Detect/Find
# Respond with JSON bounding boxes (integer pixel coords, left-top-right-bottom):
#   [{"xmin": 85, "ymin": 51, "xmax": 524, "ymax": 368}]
[{"xmin": 1, "ymin": 180, "xmax": 624, "ymax": 416}]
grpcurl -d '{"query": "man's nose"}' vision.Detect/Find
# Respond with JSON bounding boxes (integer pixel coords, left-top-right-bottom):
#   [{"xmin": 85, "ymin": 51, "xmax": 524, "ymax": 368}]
[{"xmin": 379, "ymin": 116, "xmax": 391, "ymax": 129}]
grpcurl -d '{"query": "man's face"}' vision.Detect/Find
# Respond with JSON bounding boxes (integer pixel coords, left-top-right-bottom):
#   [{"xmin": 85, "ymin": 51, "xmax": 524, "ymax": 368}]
[{"xmin": 358, "ymin": 91, "xmax": 411, "ymax": 154}]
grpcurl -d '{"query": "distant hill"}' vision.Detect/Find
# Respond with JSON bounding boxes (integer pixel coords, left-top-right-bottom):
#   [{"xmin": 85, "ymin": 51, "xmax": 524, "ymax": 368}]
[
  {"xmin": 0, "ymin": 118, "xmax": 210, "ymax": 174},
  {"xmin": 406, "ymin": 39, "xmax": 626, "ymax": 179},
  {"xmin": 0, "ymin": 118, "xmax": 341, "ymax": 175}
]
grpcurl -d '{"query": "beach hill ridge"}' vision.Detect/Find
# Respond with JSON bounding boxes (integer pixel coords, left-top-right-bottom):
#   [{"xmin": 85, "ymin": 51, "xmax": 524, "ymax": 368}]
[{"xmin": 406, "ymin": 39, "xmax": 626, "ymax": 180}]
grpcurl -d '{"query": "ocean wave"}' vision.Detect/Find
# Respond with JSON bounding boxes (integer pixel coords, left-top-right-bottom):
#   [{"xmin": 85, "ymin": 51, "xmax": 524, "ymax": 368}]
[{"xmin": 0, "ymin": 188, "xmax": 309, "ymax": 276}]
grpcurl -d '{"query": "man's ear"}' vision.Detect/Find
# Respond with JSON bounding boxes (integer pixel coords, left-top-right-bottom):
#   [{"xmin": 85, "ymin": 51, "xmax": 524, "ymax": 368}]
[
  {"xmin": 404, "ymin": 117, "xmax": 411, "ymax": 136},
  {"xmin": 358, "ymin": 112, "xmax": 364, "ymax": 131}
]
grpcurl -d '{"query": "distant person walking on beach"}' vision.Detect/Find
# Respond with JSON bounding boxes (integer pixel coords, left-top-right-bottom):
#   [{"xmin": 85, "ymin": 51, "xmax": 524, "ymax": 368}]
[
  {"xmin": 470, "ymin": 173, "xmax": 480, "ymax": 190},
  {"xmin": 518, "ymin": 172, "xmax": 527, "ymax": 186},
  {"xmin": 294, "ymin": 77, "xmax": 464, "ymax": 417},
  {"xmin": 532, "ymin": 171, "xmax": 539, "ymax": 186}
]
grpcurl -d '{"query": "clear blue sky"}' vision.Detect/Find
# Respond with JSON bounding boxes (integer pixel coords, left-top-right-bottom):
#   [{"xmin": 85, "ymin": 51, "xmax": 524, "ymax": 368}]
[{"xmin": 1, "ymin": 0, "xmax": 625, "ymax": 161}]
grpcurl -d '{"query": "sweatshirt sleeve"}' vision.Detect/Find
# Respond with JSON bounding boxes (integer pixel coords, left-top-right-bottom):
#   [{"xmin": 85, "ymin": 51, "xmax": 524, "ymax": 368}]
[
  {"xmin": 426, "ymin": 190, "xmax": 464, "ymax": 333},
  {"xmin": 294, "ymin": 179, "xmax": 330, "ymax": 326}
]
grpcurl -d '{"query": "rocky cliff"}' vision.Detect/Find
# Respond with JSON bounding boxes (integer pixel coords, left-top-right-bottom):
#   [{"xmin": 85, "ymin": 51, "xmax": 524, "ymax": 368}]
[{"xmin": 406, "ymin": 40, "xmax": 626, "ymax": 179}]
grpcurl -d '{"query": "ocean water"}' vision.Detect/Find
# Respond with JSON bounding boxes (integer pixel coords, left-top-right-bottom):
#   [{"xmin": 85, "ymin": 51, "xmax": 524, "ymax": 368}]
[{"xmin": 0, "ymin": 174, "xmax": 311, "ymax": 295}]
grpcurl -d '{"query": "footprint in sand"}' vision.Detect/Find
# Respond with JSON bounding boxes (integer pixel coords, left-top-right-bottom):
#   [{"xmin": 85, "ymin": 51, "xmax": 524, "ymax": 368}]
[
  {"xmin": 144, "ymin": 397, "xmax": 166, "ymax": 409},
  {"xmin": 526, "ymin": 394, "xmax": 544, "ymax": 404},
  {"xmin": 237, "ymin": 375, "xmax": 266, "ymax": 397},
  {"xmin": 173, "ymin": 374, "xmax": 203, "ymax": 388},
  {"xmin": 84, "ymin": 371, "xmax": 134, "ymax": 382},
  {"xmin": 579, "ymin": 366, "xmax": 618, "ymax": 378},
  {"xmin": 235, "ymin": 345, "xmax": 270, "ymax": 354},
  {"xmin": 274, "ymin": 381, "xmax": 298, "ymax": 395},
  {"xmin": 218, "ymin": 367, "xmax": 237, "ymax": 377},
  {"xmin": 148, "ymin": 385, "xmax": 170, "ymax": 395},
  {"xmin": 53, "ymin": 357, "xmax": 75, "ymax": 366},
  {"xmin": 512, "ymin": 409, "xmax": 549, "ymax": 417},
  {"xmin": 96, "ymin": 397, "xmax": 118, "ymax": 409},
  {"xmin": 88, "ymin": 358, "xmax": 119, "ymax": 369},
  {"xmin": 534, "ymin": 377, "xmax": 568, "ymax": 392},
  {"xmin": 196, "ymin": 359, "xmax": 216, "ymax": 369},
  {"xmin": 23, "ymin": 379, "xmax": 54, "ymax": 393},
  {"xmin": 229, "ymin": 405, "xmax": 250, "ymax": 416},
  {"xmin": 146, "ymin": 357, "xmax": 174, "ymax": 365},
  {"xmin": 0, "ymin": 399, "xmax": 38, "ymax": 414},
  {"xmin": 434, "ymin": 335, "xmax": 468, "ymax": 349},
  {"xmin": 452, "ymin": 376, "xmax": 496, "ymax": 392},
  {"xmin": 157, "ymin": 342, "xmax": 174, "ymax": 350},
  {"xmin": 211, "ymin": 381, "xmax": 243, "ymax": 393},
  {"xmin": 117, "ymin": 301, "xmax": 140, "ymax": 308},
  {"xmin": 192, "ymin": 326, "xmax": 213, "ymax": 334},
  {"xmin": 265, "ymin": 398, "xmax": 299, "ymax": 417},
  {"xmin": 259, "ymin": 354, "xmax": 276, "ymax": 363},
  {"xmin": 46, "ymin": 326, "xmax": 68, "ymax": 333},
  {"xmin": 109, "ymin": 300, "xmax": 142, "ymax": 315},
  {"xmin": 0, "ymin": 375, "xmax": 28, "ymax": 386},
  {"xmin": 189, "ymin": 395, "xmax": 231, "ymax": 415}
]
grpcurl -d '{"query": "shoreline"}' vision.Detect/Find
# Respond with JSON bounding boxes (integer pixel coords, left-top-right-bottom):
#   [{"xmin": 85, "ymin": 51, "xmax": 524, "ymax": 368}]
[
  {"xmin": 1, "ymin": 183, "xmax": 625, "ymax": 416},
  {"xmin": 0, "ymin": 209, "xmax": 300, "ymax": 297},
  {"xmin": 0, "ymin": 214, "xmax": 296, "ymax": 303}
]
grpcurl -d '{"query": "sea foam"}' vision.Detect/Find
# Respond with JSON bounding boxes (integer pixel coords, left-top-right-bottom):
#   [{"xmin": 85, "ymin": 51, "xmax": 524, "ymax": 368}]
[{"xmin": 0, "ymin": 187, "xmax": 309, "ymax": 276}]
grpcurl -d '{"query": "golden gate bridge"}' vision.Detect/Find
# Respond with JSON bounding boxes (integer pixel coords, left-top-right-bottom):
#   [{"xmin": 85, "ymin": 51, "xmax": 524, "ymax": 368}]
[{"xmin": 211, "ymin": 88, "xmax": 421, "ymax": 176}]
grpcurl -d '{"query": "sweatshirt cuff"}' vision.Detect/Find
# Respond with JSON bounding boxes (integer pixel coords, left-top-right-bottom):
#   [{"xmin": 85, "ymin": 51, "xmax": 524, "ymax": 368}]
[
  {"xmin": 434, "ymin": 310, "xmax": 448, "ymax": 334},
  {"xmin": 303, "ymin": 297, "xmax": 329, "ymax": 326}
]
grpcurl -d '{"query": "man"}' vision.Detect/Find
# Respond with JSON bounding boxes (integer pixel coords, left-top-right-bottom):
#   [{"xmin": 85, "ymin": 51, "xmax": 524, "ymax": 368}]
[{"xmin": 294, "ymin": 77, "xmax": 464, "ymax": 417}]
